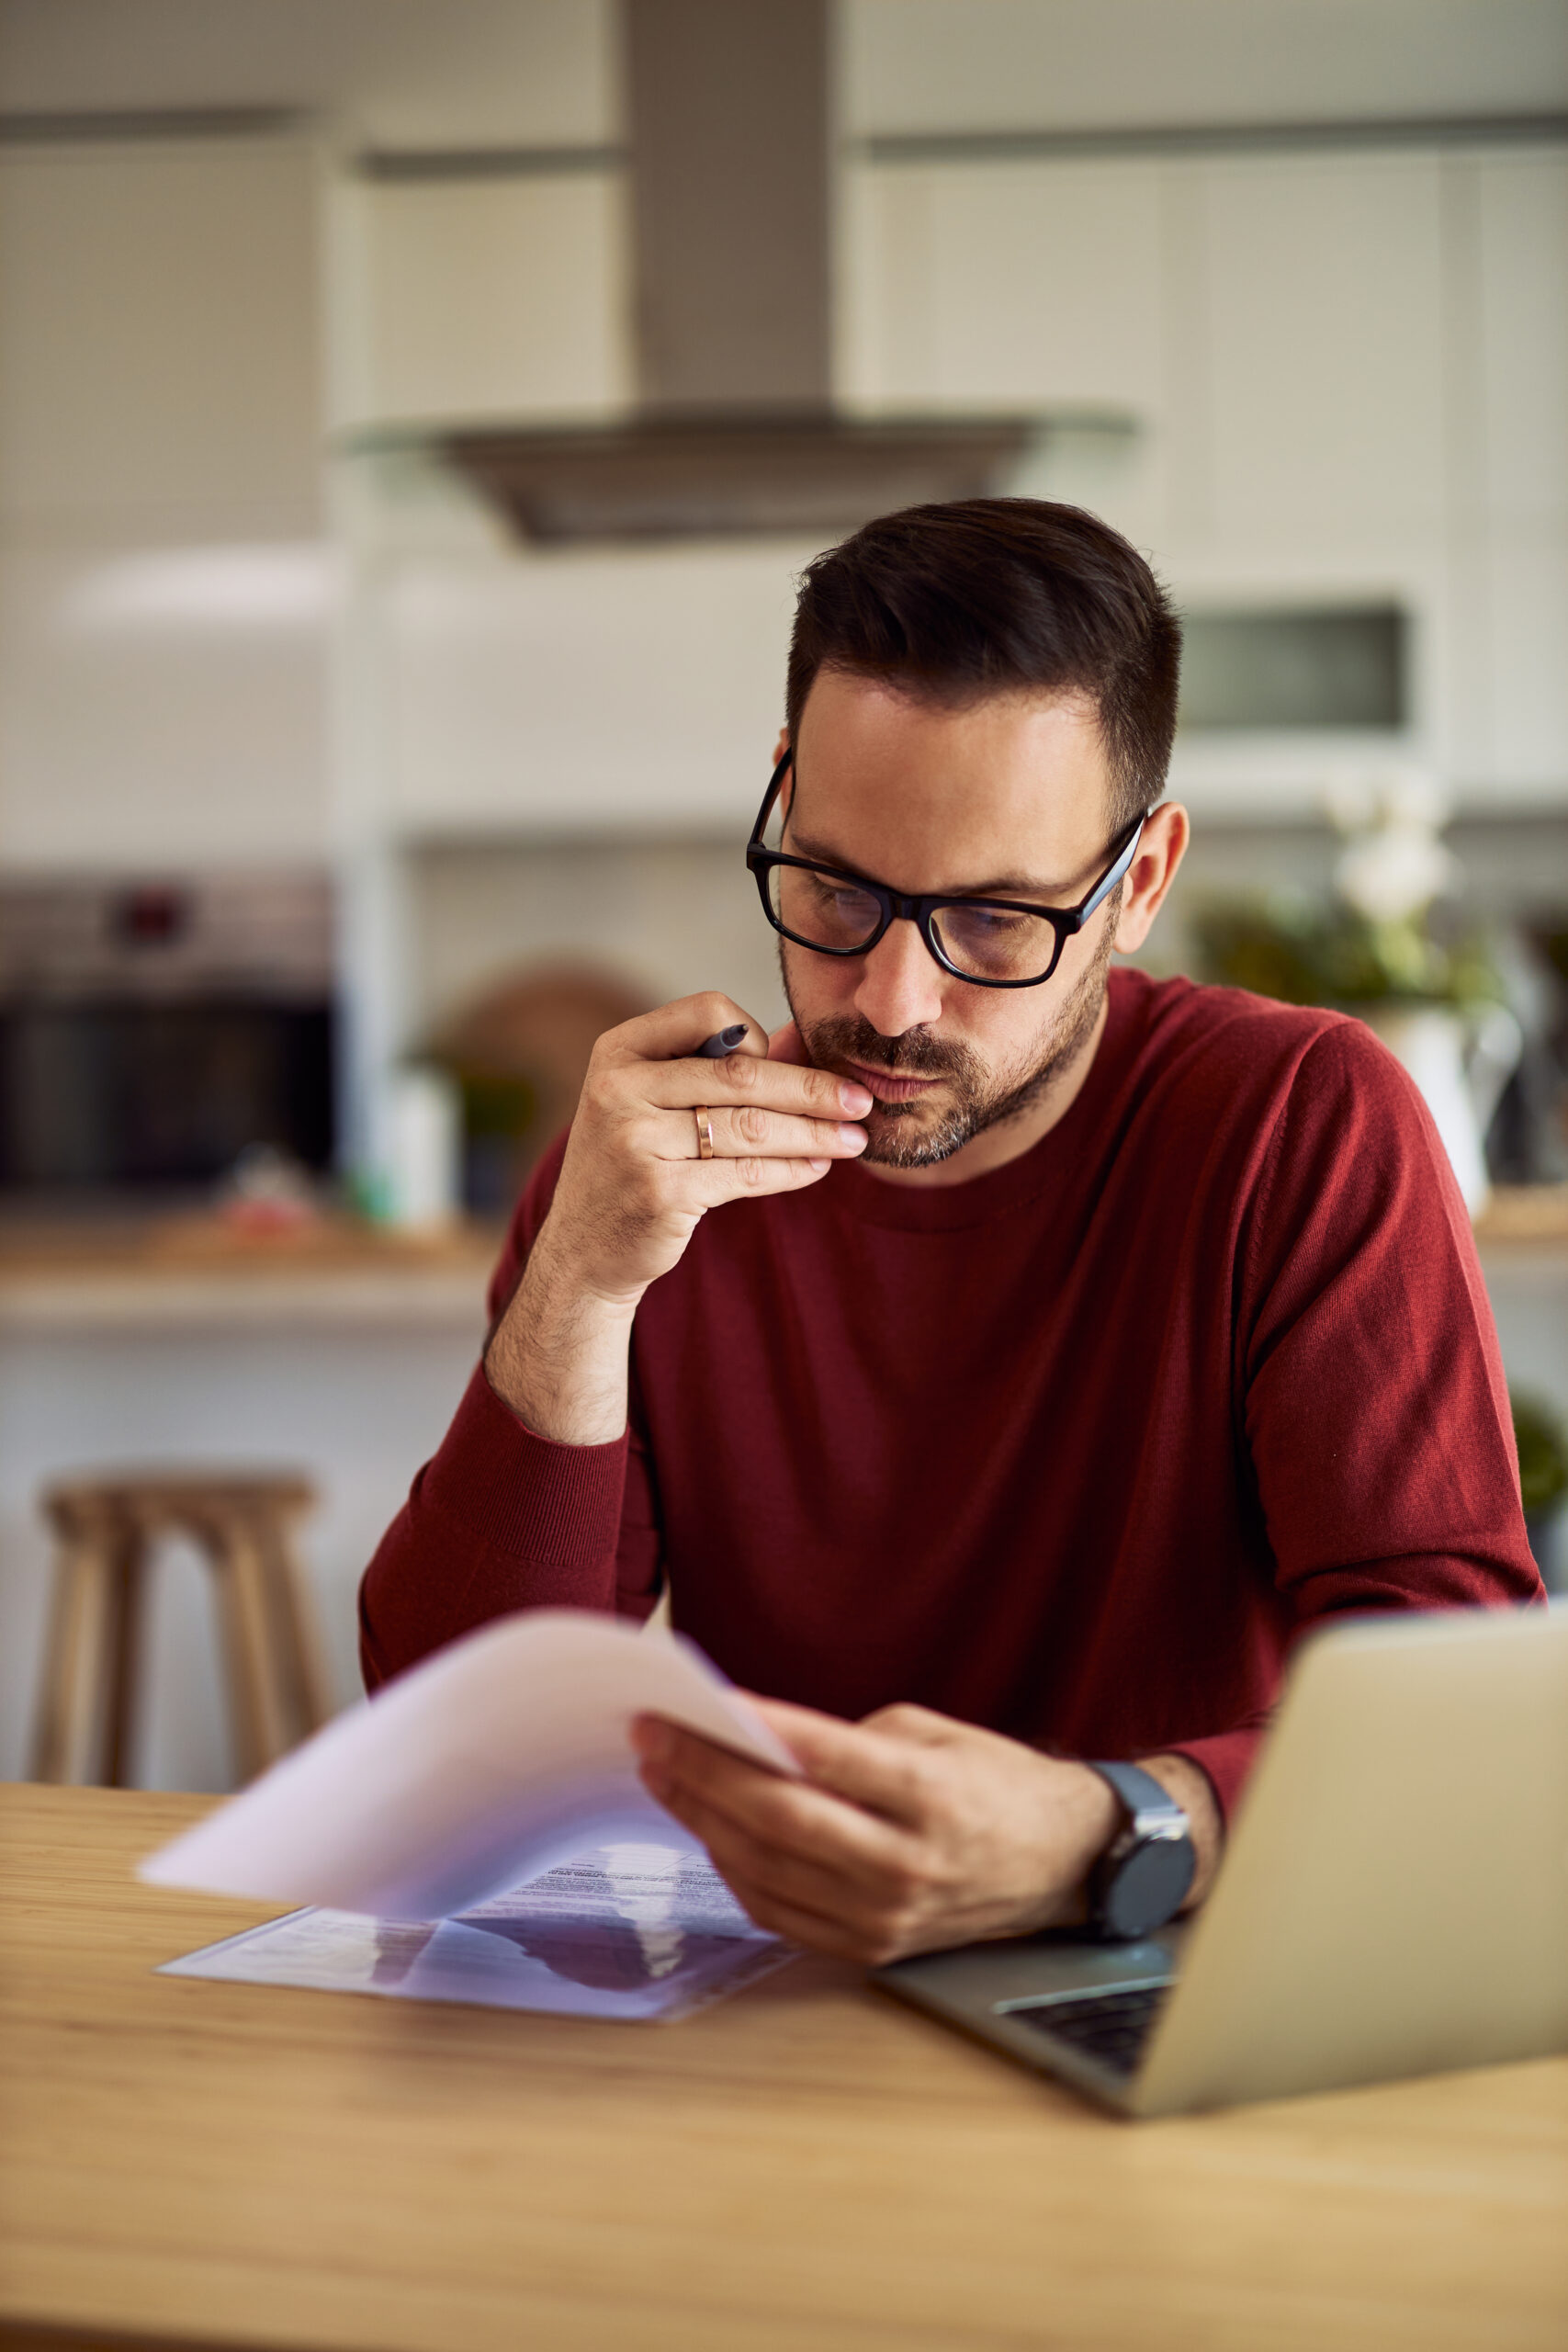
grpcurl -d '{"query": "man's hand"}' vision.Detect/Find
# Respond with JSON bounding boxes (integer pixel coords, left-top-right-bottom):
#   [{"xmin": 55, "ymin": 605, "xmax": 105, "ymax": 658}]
[
  {"xmin": 485, "ymin": 994, "xmax": 871, "ymax": 1445},
  {"xmin": 631, "ymin": 1697, "xmax": 1219, "ymax": 1965},
  {"xmin": 537, "ymin": 993, "xmax": 871, "ymax": 1306}
]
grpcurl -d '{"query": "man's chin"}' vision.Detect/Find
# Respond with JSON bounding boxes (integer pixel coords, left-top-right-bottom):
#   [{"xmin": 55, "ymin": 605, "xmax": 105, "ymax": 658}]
[{"xmin": 857, "ymin": 1098, "xmax": 973, "ymax": 1170}]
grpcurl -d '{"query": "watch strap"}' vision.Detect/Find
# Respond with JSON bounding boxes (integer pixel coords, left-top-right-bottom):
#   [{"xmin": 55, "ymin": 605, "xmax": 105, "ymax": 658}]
[{"xmin": 1087, "ymin": 1760, "xmax": 1187, "ymax": 1833}]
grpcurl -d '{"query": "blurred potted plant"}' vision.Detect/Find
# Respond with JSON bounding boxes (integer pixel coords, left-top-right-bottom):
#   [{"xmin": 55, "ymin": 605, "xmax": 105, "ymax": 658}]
[
  {"xmin": 1513, "ymin": 1389, "xmax": 1567, "ymax": 1595},
  {"xmin": 1194, "ymin": 771, "xmax": 1520, "ymax": 1214}
]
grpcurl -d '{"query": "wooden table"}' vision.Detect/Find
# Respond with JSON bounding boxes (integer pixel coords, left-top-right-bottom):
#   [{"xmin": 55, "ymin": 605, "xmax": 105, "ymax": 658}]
[{"xmin": 3, "ymin": 1789, "xmax": 1565, "ymax": 2352}]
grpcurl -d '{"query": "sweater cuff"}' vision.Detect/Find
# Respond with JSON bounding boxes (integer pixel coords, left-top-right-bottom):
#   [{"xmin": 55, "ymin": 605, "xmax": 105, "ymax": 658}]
[
  {"xmin": 1159, "ymin": 1726, "xmax": 1264, "ymax": 1829},
  {"xmin": 422, "ymin": 1363, "xmax": 629, "ymax": 1566}
]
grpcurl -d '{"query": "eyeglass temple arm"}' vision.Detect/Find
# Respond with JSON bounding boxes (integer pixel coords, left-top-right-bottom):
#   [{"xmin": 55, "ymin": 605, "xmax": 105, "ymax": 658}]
[
  {"xmin": 1077, "ymin": 814, "xmax": 1145, "ymax": 925},
  {"xmin": 749, "ymin": 747, "xmax": 795, "ymax": 845}
]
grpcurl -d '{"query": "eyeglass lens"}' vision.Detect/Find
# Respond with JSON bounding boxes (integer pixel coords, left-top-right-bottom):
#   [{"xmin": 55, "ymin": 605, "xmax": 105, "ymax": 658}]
[{"xmin": 767, "ymin": 864, "xmax": 1062, "ymax": 983}]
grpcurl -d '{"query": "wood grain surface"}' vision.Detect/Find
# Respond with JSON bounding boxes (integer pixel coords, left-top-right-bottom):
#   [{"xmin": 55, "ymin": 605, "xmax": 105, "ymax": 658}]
[{"xmin": 2, "ymin": 1785, "xmax": 1564, "ymax": 2352}]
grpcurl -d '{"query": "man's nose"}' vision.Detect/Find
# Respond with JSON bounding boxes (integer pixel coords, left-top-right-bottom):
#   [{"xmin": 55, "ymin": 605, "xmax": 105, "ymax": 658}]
[{"xmin": 852, "ymin": 918, "xmax": 947, "ymax": 1039}]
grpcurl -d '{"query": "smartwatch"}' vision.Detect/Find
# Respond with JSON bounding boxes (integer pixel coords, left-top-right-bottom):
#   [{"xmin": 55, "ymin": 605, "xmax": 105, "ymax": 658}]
[{"xmin": 1085, "ymin": 1761, "xmax": 1195, "ymax": 1940}]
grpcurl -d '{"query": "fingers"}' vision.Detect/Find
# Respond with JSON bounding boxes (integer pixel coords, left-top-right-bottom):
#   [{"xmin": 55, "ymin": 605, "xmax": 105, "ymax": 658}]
[
  {"xmin": 634, "ymin": 1719, "xmax": 914, "ymax": 1877},
  {"xmin": 643, "ymin": 1050, "xmax": 871, "ymax": 1124},
  {"xmin": 660, "ymin": 1775, "xmax": 897, "ymax": 1929},
  {"xmin": 655, "ymin": 1102, "xmax": 867, "ymax": 1166},
  {"xmin": 633, "ymin": 1719, "xmax": 935, "ymax": 1965},
  {"xmin": 598, "ymin": 993, "xmax": 769, "ymax": 1067},
  {"xmin": 682, "ymin": 1152, "xmax": 838, "ymax": 1204},
  {"xmin": 740, "ymin": 1699, "xmax": 938, "ymax": 1825},
  {"xmin": 767, "ymin": 1020, "xmax": 808, "ymax": 1065},
  {"xmin": 701, "ymin": 1843, "xmax": 909, "ymax": 1965}
]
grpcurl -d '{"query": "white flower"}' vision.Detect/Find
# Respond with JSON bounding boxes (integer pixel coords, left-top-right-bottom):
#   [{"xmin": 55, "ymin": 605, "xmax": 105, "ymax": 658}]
[{"xmin": 1326, "ymin": 766, "xmax": 1461, "ymax": 925}]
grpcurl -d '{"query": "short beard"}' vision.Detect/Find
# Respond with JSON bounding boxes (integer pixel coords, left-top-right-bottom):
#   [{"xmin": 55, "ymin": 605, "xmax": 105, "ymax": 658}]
[{"xmin": 783, "ymin": 905, "xmax": 1118, "ymax": 1171}]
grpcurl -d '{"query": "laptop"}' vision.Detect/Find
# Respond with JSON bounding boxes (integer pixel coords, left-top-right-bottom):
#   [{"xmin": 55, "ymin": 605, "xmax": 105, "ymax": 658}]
[{"xmin": 875, "ymin": 1604, "xmax": 1568, "ymax": 2116}]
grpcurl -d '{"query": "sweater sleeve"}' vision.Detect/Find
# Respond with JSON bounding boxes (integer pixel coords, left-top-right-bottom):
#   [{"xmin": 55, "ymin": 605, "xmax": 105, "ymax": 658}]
[
  {"xmin": 357, "ymin": 1133, "xmax": 664, "ymax": 1690},
  {"xmin": 1163, "ymin": 1017, "xmax": 1542, "ymax": 1823}
]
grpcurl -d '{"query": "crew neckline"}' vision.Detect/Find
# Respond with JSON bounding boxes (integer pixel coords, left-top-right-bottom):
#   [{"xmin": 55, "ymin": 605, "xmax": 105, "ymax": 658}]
[{"xmin": 823, "ymin": 967, "xmax": 1150, "ymax": 1233}]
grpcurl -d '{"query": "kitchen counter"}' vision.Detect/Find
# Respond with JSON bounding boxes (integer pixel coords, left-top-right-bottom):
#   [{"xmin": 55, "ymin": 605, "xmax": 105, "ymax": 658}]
[
  {"xmin": 1472, "ymin": 1185, "xmax": 1568, "ymax": 1244},
  {"xmin": 0, "ymin": 1213, "xmax": 503, "ymax": 1331},
  {"xmin": 2, "ymin": 1190, "xmax": 1564, "ymax": 1333}
]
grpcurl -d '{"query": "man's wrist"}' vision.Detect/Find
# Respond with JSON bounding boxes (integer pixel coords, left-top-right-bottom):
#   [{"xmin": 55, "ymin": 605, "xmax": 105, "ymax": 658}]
[
  {"xmin": 1024, "ymin": 1758, "xmax": 1120, "ymax": 1931},
  {"xmin": 484, "ymin": 1231, "xmax": 640, "ymax": 1446},
  {"xmin": 1035, "ymin": 1752, "xmax": 1221, "ymax": 1936}
]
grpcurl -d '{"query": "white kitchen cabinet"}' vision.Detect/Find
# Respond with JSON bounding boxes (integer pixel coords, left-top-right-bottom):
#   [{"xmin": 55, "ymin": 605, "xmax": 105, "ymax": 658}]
[
  {"xmin": 1471, "ymin": 151, "xmax": 1568, "ymax": 803},
  {"xmin": 1476, "ymin": 151, "xmax": 1568, "ymax": 531},
  {"xmin": 0, "ymin": 139, "xmax": 321, "ymax": 534},
  {"xmin": 0, "ymin": 136, "xmax": 332, "ymax": 869},
  {"xmin": 841, "ymin": 146, "xmax": 1450, "ymax": 549},
  {"xmin": 382, "ymin": 537, "xmax": 810, "ymax": 836},
  {"xmin": 839, "ymin": 156, "xmax": 1165, "ymax": 417},
  {"xmin": 339, "ymin": 173, "xmax": 633, "ymax": 433},
  {"xmin": 1196, "ymin": 152, "xmax": 1447, "ymax": 552},
  {"xmin": 1483, "ymin": 534, "xmax": 1568, "ymax": 801}
]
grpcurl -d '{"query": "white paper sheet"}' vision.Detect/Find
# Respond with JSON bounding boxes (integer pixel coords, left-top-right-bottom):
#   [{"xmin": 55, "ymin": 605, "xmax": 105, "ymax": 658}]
[
  {"xmin": 161, "ymin": 1833, "xmax": 795, "ymax": 2022},
  {"xmin": 141, "ymin": 1609, "xmax": 800, "ymax": 1920}
]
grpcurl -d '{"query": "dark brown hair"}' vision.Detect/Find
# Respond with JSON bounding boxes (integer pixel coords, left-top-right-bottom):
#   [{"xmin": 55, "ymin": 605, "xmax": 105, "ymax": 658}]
[{"xmin": 785, "ymin": 499, "xmax": 1181, "ymax": 831}]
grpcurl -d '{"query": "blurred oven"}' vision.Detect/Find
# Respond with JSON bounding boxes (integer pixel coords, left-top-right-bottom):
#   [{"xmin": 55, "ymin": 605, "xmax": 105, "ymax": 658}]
[{"xmin": 0, "ymin": 875, "xmax": 335, "ymax": 1199}]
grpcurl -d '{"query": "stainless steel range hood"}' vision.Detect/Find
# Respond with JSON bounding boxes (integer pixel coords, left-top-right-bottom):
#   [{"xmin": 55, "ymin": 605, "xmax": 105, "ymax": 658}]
[{"xmin": 444, "ymin": 0, "xmax": 1041, "ymax": 543}]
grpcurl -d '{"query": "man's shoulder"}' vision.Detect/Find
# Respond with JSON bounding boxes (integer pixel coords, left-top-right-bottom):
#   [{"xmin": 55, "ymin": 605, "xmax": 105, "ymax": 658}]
[
  {"xmin": 1113, "ymin": 967, "xmax": 1393, "ymax": 1091},
  {"xmin": 1110, "ymin": 967, "xmax": 1426, "ymax": 1156}
]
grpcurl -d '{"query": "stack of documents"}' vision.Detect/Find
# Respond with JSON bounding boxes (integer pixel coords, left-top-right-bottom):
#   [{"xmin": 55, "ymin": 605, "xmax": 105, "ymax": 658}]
[{"xmin": 144, "ymin": 1611, "xmax": 801, "ymax": 2021}]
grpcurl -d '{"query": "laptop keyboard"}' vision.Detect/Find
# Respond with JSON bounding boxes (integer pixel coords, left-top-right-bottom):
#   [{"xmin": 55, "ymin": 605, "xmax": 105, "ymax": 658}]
[{"xmin": 1003, "ymin": 1984, "xmax": 1170, "ymax": 2075}]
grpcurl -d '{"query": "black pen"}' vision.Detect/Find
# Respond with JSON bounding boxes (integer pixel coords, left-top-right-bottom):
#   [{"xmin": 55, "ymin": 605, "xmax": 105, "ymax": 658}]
[{"xmin": 696, "ymin": 1023, "xmax": 749, "ymax": 1058}]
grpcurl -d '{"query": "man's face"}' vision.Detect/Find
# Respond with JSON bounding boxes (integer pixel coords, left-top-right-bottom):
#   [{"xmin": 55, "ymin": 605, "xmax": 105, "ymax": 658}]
[{"xmin": 779, "ymin": 672, "xmax": 1126, "ymax": 1170}]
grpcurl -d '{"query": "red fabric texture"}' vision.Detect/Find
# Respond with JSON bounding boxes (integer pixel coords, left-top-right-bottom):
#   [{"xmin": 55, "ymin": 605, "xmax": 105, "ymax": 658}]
[{"xmin": 359, "ymin": 971, "xmax": 1540, "ymax": 1821}]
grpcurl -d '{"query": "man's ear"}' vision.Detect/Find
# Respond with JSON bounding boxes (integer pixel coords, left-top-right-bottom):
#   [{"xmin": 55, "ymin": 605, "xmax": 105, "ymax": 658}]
[
  {"xmin": 1112, "ymin": 802, "xmax": 1190, "ymax": 956},
  {"xmin": 772, "ymin": 725, "xmax": 790, "ymax": 764}
]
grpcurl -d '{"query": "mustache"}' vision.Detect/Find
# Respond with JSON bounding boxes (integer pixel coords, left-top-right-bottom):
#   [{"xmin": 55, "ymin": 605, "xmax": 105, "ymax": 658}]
[{"xmin": 799, "ymin": 1013, "xmax": 977, "ymax": 1081}]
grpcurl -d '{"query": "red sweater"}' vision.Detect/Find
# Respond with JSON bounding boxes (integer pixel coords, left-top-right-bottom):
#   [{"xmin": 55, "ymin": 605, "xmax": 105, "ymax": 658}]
[{"xmin": 360, "ymin": 972, "xmax": 1540, "ymax": 1820}]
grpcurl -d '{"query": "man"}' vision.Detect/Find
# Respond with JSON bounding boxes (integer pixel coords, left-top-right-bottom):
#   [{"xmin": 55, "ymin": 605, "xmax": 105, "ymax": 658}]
[{"xmin": 361, "ymin": 500, "xmax": 1539, "ymax": 1963}]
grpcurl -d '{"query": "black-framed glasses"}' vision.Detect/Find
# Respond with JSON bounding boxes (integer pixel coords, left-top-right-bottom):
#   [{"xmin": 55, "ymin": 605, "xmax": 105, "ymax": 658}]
[{"xmin": 745, "ymin": 750, "xmax": 1145, "ymax": 989}]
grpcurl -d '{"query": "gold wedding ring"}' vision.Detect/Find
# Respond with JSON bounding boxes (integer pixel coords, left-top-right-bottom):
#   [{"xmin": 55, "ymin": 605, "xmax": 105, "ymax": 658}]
[{"xmin": 694, "ymin": 1107, "xmax": 716, "ymax": 1160}]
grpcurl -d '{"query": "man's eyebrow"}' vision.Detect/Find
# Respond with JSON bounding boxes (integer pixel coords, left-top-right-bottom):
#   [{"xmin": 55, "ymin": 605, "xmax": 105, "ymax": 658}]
[{"xmin": 785, "ymin": 828, "xmax": 1063, "ymax": 901}]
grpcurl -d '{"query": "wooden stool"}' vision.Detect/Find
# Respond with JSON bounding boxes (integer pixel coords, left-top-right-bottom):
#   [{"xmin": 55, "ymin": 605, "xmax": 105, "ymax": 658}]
[{"xmin": 30, "ymin": 1472, "xmax": 333, "ymax": 1788}]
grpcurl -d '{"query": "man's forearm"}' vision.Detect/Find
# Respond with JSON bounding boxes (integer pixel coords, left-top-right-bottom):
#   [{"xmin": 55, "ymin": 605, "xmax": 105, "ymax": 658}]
[{"xmin": 484, "ymin": 1225, "xmax": 639, "ymax": 1446}]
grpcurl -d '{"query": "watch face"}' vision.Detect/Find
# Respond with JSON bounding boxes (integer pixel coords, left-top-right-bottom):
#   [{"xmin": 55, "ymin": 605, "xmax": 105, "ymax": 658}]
[{"xmin": 1102, "ymin": 1835, "xmax": 1196, "ymax": 1940}]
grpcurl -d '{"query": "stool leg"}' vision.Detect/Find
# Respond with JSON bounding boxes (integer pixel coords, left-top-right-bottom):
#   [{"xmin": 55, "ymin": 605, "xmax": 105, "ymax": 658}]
[
  {"xmin": 31, "ymin": 1521, "xmax": 118, "ymax": 1784},
  {"xmin": 252, "ymin": 1510, "xmax": 333, "ymax": 1744},
  {"xmin": 209, "ymin": 1513, "xmax": 295, "ymax": 1781},
  {"xmin": 101, "ymin": 1524, "xmax": 147, "ymax": 1790}
]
